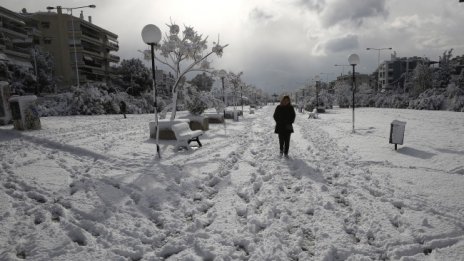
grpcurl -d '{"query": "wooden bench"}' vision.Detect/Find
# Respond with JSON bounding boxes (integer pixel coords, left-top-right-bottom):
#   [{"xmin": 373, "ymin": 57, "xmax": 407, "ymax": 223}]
[
  {"xmin": 308, "ymin": 108, "xmax": 318, "ymax": 119},
  {"xmin": 171, "ymin": 122, "xmax": 203, "ymax": 150}
]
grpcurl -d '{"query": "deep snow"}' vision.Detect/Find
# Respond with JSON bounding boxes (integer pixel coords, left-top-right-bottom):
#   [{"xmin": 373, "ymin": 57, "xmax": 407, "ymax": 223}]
[{"xmin": 0, "ymin": 106, "xmax": 463, "ymax": 260}]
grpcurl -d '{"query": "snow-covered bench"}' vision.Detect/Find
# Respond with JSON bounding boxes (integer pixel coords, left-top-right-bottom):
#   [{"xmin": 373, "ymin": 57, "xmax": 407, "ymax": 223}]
[
  {"xmin": 308, "ymin": 108, "xmax": 318, "ymax": 119},
  {"xmin": 149, "ymin": 119, "xmax": 190, "ymax": 140},
  {"xmin": 179, "ymin": 115, "xmax": 209, "ymax": 130},
  {"xmin": 224, "ymin": 110, "xmax": 242, "ymax": 119},
  {"xmin": 171, "ymin": 122, "xmax": 203, "ymax": 150},
  {"xmin": 204, "ymin": 112, "xmax": 224, "ymax": 123}
]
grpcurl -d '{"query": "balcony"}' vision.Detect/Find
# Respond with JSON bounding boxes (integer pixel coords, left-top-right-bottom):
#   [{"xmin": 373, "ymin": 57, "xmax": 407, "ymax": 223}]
[
  {"xmin": 83, "ymin": 55, "xmax": 103, "ymax": 67},
  {"xmin": 12, "ymin": 38, "xmax": 32, "ymax": 47},
  {"xmin": 106, "ymin": 41, "xmax": 119, "ymax": 51},
  {"xmin": 81, "ymin": 42, "xmax": 102, "ymax": 56},
  {"xmin": 81, "ymin": 64, "xmax": 105, "ymax": 75},
  {"xmin": 108, "ymin": 54, "xmax": 120, "ymax": 63},
  {"xmin": 81, "ymin": 34, "xmax": 102, "ymax": 45},
  {"xmin": 81, "ymin": 29, "xmax": 100, "ymax": 39},
  {"xmin": 80, "ymin": 24, "xmax": 101, "ymax": 38},
  {"xmin": 0, "ymin": 26, "xmax": 28, "ymax": 39},
  {"xmin": 4, "ymin": 47, "xmax": 30, "ymax": 59},
  {"xmin": 81, "ymin": 49, "xmax": 102, "ymax": 58}
]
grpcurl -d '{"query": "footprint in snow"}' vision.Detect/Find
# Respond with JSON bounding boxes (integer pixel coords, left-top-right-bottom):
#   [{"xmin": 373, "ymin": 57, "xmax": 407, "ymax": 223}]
[{"xmin": 27, "ymin": 191, "xmax": 47, "ymax": 203}]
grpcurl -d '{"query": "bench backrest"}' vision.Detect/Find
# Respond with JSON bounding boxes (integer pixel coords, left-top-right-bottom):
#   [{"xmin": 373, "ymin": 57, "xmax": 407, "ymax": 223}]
[{"xmin": 172, "ymin": 122, "xmax": 191, "ymax": 136}]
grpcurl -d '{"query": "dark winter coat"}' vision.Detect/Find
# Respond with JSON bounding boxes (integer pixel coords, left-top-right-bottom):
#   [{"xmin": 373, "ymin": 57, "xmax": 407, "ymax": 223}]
[
  {"xmin": 273, "ymin": 104, "xmax": 296, "ymax": 134},
  {"xmin": 120, "ymin": 101, "xmax": 127, "ymax": 114}
]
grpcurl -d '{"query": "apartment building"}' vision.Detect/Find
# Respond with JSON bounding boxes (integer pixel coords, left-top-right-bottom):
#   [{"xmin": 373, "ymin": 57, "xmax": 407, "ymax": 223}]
[
  {"xmin": 28, "ymin": 6, "xmax": 119, "ymax": 90},
  {"xmin": 335, "ymin": 73, "xmax": 371, "ymax": 90},
  {"xmin": 0, "ymin": 6, "xmax": 32, "ymax": 72},
  {"xmin": 378, "ymin": 53, "xmax": 425, "ymax": 92}
]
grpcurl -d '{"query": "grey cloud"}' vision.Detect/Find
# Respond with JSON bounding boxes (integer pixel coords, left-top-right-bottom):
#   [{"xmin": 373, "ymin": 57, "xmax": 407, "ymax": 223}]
[
  {"xmin": 321, "ymin": 0, "xmax": 388, "ymax": 28},
  {"xmin": 323, "ymin": 34, "xmax": 359, "ymax": 53},
  {"xmin": 296, "ymin": 0, "xmax": 326, "ymax": 13},
  {"xmin": 249, "ymin": 8, "xmax": 274, "ymax": 21}
]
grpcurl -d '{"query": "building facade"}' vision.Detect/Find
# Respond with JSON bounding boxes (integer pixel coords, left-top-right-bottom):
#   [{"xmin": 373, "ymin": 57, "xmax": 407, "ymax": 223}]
[
  {"xmin": 1, "ymin": 5, "xmax": 120, "ymax": 91},
  {"xmin": 0, "ymin": 6, "xmax": 33, "ymax": 72},
  {"xmin": 335, "ymin": 73, "xmax": 371, "ymax": 90},
  {"xmin": 29, "ymin": 6, "xmax": 119, "ymax": 90},
  {"xmin": 378, "ymin": 53, "xmax": 426, "ymax": 92}
]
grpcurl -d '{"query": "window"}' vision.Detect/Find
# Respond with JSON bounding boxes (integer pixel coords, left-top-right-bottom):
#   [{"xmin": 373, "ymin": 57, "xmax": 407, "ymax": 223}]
[
  {"xmin": 41, "ymin": 22, "xmax": 50, "ymax": 29},
  {"xmin": 44, "ymin": 38, "xmax": 52, "ymax": 44}
]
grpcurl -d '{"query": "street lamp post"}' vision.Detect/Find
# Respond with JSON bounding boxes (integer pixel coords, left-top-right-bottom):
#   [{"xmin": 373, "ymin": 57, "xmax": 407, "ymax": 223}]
[
  {"xmin": 366, "ymin": 47, "xmax": 392, "ymax": 92},
  {"xmin": 141, "ymin": 24, "xmax": 162, "ymax": 158},
  {"xmin": 218, "ymin": 70, "xmax": 227, "ymax": 118},
  {"xmin": 302, "ymin": 89, "xmax": 305, "ymax": 112},
  {"xmin": 314, "ymin": 75, "xmax": 320, "ymax": 112},
  {"xmin": 348, "ymin": 54, "xmax": 360, "ymax": 133},
  {"xmin": 31, "ymin": 47, "xmax": 39, "ymax": 94},
  {"xmin": 240, "ymin": 84, "xmax": 244, "ymax": 116},
  {"xmin": 47, "ymin": 5, "xmax": 96, "ymax": 88}
]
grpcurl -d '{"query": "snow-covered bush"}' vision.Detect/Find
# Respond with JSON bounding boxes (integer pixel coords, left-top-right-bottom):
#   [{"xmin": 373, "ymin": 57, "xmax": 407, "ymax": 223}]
[
  {"xmin": 182, "ymin": 84, "xmax": 216, "ymax": 115},
  {"xmin": 1, "ymin": 47, "xmax": 56, "ymax": 95},
  {"xmin": 37, "ymin": 83, "xmax": 168, "ymax": 116},
  {"xmin": 370, "ymin": 93, "xmax": 410, "ymax": 108},
  {"xmin": 449, "ymin": 95, "xmax": 464, "ymax": 112},
  {"xmin": 408, "ymin": 89, "xmax": 445, "ymax": 110},
  {"xmin": 403, "ymin": 84, "xmax": 464, "ymax": 111},
  {"xmin": 8, "ymin": 65, "xmax": 36, "ymax": 95},
  {"xmin": 334, "ymin": 82, "xmax": 351, "ymax": 108},
  {"xmin": 31, "ymin": 47, "xmax": 56, "ymax": 93},
  {"xmin": 189, "ymin": 72, "xmax": 214, "ymax": 92}
]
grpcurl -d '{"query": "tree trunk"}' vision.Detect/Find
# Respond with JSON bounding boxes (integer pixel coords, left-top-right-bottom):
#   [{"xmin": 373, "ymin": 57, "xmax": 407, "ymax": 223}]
[{"xmin": 170, "ymin": 90, "xmax": 178, "ymax": 121}]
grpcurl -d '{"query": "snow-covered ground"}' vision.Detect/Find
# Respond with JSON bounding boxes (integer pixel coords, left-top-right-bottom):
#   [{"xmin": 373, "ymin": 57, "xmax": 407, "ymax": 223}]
[{"xmin": 1, "ymin": 106, "xmax": 463, "ymax": 260}]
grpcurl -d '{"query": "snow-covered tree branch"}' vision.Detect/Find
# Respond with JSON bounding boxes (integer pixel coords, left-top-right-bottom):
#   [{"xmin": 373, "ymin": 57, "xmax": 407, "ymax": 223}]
[{"xmin": 146, "ymin": 22, "xmax": 228, "ymax": 120}]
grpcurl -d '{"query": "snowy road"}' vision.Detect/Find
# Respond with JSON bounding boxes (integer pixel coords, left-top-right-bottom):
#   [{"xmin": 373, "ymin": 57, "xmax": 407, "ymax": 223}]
[{"xmin": 1, "ymin": 106, "xmax": 463, "ymax": 260}]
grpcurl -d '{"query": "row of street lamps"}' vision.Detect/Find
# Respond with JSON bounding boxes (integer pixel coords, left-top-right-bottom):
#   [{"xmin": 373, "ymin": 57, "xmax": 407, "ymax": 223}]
[
  {"xmin": 49, "ymin": 7, "xmax": 396, "ymax": 154},
  {"xmin": 141, "ymin": 21, "xmax": 373, "ymax": 141}
]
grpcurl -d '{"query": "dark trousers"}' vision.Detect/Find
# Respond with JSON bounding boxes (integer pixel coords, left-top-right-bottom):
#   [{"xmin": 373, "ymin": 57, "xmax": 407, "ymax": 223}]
[{"xmin": 278, "ymin": 132, "xmax": 291, "ymax": 155}]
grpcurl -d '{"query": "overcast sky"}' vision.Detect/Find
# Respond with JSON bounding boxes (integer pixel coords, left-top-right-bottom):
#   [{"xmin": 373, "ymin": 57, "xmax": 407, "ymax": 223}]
[{"xmin": 4, "ymin": 0, "xmax": 464, "ymax": 93}]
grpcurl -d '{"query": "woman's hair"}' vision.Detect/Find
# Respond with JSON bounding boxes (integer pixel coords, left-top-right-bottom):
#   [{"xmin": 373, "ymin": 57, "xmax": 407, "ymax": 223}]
[{"xmin": 280, "ymin": 95, "xmax": 292, "ymax": 106}]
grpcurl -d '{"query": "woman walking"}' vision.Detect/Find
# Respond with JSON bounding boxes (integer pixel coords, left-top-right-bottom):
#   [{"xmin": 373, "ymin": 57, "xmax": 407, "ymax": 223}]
[{"xmin": 273, "ymin": 95, "xmax": 296, "ymax": 158}]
